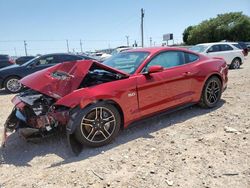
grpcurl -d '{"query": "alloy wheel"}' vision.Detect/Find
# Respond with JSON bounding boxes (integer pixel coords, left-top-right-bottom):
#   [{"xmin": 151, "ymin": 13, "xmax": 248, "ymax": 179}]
[
  {"xmin": 233, "ymin": 59, "xmax": 240, "ymax": 69},
  {"xmin": 205, "ymin": 80, "xmax": 220, "ymax": 105},
  {"xmin": 6, "ymin": 78, "xmax": 22, "ymax": 93},
  {"xmin": 80, "ymin": 107, "xmax": 116, "ymax": 143}
]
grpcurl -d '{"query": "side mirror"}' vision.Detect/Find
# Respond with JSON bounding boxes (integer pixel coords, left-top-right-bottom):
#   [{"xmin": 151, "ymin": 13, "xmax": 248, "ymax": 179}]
[{"xmin": 148, "ymin": 65, "xmax": 164, "ymax": 74}]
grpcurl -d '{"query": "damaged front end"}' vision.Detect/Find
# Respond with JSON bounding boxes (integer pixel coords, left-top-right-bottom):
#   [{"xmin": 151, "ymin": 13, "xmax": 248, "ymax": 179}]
[
  {"xmin": 1, "ymin": 60, "xmax": 128, "ymax": 154},
  {"xmin": 2, "ymin": 89, "xmax": 69, "ymax": 147}
]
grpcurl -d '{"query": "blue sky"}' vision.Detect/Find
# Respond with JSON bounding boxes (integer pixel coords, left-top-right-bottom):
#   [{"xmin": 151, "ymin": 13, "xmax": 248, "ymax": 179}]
[{"xmin": 0, "ymin": 0, "xmax": 249, "ymax": 56}]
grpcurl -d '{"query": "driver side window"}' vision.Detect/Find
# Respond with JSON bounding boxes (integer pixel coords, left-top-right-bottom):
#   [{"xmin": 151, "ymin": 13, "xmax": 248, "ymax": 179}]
[{"xmin": 144, "ymin": 51, "xmax": 185, "ymax": 71}]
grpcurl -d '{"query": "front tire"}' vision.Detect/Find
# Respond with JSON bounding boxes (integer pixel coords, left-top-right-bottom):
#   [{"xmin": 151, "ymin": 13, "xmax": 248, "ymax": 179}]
[
  {"xmin": 199, "ymin": 76, "xmax": 222, "ymax": 108},
  {"xmin": 4, "ymin": 76, "xmax": 22, "ymax": 93},
  {"xmin": 74, "ymin": 102, "xmax": 121, "ymax": 147}
]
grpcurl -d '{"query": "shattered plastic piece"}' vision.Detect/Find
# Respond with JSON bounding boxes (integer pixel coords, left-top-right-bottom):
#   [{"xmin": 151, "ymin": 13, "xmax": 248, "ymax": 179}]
[
  {"xmin": 166, "ymin": 180, "xmax": 174, "ymax": 186},
  {"xmin": 224, "ymin": 126, "xmax": 239, "ymax": 133}
]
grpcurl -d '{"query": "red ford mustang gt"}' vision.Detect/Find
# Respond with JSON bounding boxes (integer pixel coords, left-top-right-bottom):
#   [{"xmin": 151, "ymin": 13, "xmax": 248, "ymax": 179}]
[{"xmin": 2, "ymin": 47, "xmax": 228, "ymax": 154}]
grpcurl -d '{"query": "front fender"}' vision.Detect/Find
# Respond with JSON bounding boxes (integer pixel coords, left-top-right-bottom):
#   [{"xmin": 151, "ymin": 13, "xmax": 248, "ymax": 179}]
[
  {"xmin": 55, "ymin": 78, "xmax": 138, "ymax": 128},
  {"xmin": 55, "ymin": 88, "xmax": 122, "ymax": 110},
  {"xmin": 55, "ymin": 88, "xmax": 94, "ymax": 108}
]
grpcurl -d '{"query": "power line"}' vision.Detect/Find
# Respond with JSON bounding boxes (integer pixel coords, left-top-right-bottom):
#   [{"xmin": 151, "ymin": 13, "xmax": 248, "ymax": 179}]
[{"xmin": 0, "ymin": 39, "xmax": 124, "ymax": 42}]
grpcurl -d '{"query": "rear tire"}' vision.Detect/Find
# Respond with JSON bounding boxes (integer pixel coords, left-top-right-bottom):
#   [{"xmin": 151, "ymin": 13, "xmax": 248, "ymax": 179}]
[
  {"xmin": 74, "ymin": 102, "xmax": 121, "ymax": 147},
  {"xmin": 199, "ymin": 76, "xmax": 222, "ymax": 108},
  {"xmin": 230, "ymin": 58, "xmax": 241, "ymax": 69},
  {"xmin": 4, "ymin": 76, "xmax": 23, "ymax": 93}
]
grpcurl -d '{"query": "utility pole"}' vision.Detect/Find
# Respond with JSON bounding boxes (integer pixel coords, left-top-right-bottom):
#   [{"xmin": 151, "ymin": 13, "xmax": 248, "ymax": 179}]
[
  {"xmin": 66, "ymin": 39, "xmax": 69, "ymax": 53},
  {"xmin": 125, "ymin": 35, "xmax": 129, "ymax": 46},
  {"xmin": 24, "ymin": 40, "xmax": 27, "ymax": 56},
  {"xmin": 150, "ymin": 37, "xmax": 152, "ymax": 47},
  {"xmin": 80, "ymin": 39, "xmax": 83, "ymax": 53},
  {"xmin": 140, "ymin": 8, "xmax": 145, "ymax": 47},
  {"xmin": 133, "ymin": 40, "xmax": 138, "ymax": 47},
  {"xmin": 14, "ymin": 47, "xmax": 17, "ymax": 56}
]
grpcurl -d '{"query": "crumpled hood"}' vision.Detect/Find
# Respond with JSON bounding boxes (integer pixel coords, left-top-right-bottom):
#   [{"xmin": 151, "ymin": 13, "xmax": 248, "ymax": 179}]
[{"xmin": 20, "ymin": 60, "xmax": 129, "ymax": 99}]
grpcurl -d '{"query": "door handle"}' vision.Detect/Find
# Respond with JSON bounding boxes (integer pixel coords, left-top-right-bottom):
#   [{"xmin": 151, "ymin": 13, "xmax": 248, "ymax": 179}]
[{"xmin": 182, "ymin": 72, "xmax": 192, "ymax": 76}]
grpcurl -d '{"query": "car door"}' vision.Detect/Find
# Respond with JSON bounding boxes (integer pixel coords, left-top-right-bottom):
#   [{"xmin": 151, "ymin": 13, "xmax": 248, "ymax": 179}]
[
  {"xmin": 206, "ymin": 44, "xmax": 232, "ymax": 64},
  {"xmin": 136, "ymin": 51, "xmax": 194, "ymax": 116}
]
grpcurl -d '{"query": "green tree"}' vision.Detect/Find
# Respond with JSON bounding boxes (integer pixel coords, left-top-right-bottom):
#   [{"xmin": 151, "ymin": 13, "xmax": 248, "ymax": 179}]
[
  {"xmin": 183, "ymin": 12, "xmax": 250, "ymax": 45},
  {"xmin": 183, "ymin": 26, "xmax": 193, "ymax": 44}
]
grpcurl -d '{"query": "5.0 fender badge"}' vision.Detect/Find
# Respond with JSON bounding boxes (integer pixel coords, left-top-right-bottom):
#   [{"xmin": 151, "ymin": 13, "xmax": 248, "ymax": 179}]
[{"xmin": 128, "ymin": 92, "xmax": 136, "ymax": 97}]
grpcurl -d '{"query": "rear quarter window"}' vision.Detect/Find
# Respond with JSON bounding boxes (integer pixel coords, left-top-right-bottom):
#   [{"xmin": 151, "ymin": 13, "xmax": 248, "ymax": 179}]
[
  {"xmin": 232, "ymin": 44, "xmax": 242, "ymax": 49},
  {"xmin": 185, "ymin": 53, "xmax": 199, "ymax": 63}
]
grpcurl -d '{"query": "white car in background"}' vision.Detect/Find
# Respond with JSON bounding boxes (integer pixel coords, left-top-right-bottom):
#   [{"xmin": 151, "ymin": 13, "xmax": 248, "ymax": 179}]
[
  {"xmin": 111, "ymin": 46, "xmax": 134, "ymax": 56},
  {"xmin": 190, "ymin": 42, "xmax": 245, "ymax": 69},
  {"xmin": 88, "ymin": 52, "xmax": 112, "ymax": 62}
]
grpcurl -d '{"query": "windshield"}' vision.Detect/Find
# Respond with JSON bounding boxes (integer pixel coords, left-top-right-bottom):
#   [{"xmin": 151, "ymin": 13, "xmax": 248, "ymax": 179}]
[
  {"xmin": 102, "ymin": 51, "xmax": 149, "ymax": 74},
  {"xmin": 22, "ymin": 56, "xmax": 40, "ymax": 66},
  {"xmin": 190, "ymin": 45, "xmax": 208, "ymax": 53}
]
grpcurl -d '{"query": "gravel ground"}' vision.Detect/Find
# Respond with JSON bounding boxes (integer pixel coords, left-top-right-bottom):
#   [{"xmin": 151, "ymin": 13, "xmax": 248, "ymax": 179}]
[{"xmin": 0, "ymin": 57, "xmax": 249, "ymax": 188}]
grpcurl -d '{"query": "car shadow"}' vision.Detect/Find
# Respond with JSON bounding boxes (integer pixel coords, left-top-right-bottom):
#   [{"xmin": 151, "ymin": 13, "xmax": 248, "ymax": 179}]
[
  {"xmin": 0, "ymin": 100, "xmax": 225, "ymax": 167},
  {"xmin": 229, "ymin": 67, "xmax": 244, "ymax": 70},
  {"xmin": 0, "ymin": 89, "xmax": 11, "ymax": 96}
]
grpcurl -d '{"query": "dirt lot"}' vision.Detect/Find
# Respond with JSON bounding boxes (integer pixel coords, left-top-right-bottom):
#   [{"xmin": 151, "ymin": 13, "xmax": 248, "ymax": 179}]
[{"xmin": 0, "ymin": 57, "xmax": 249, "ymax": 188}]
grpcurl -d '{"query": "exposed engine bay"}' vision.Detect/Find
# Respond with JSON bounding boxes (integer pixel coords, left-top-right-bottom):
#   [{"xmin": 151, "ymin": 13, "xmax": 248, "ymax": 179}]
[{"xmin": 80, "ymin": 64, "xmax": 125, "ymax": 88}]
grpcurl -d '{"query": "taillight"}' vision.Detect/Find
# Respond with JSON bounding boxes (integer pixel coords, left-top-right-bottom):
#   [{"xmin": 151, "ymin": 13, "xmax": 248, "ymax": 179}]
[{"xmin": 242, "ymin": 50, "xmax": 247, "ymax": 56}]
